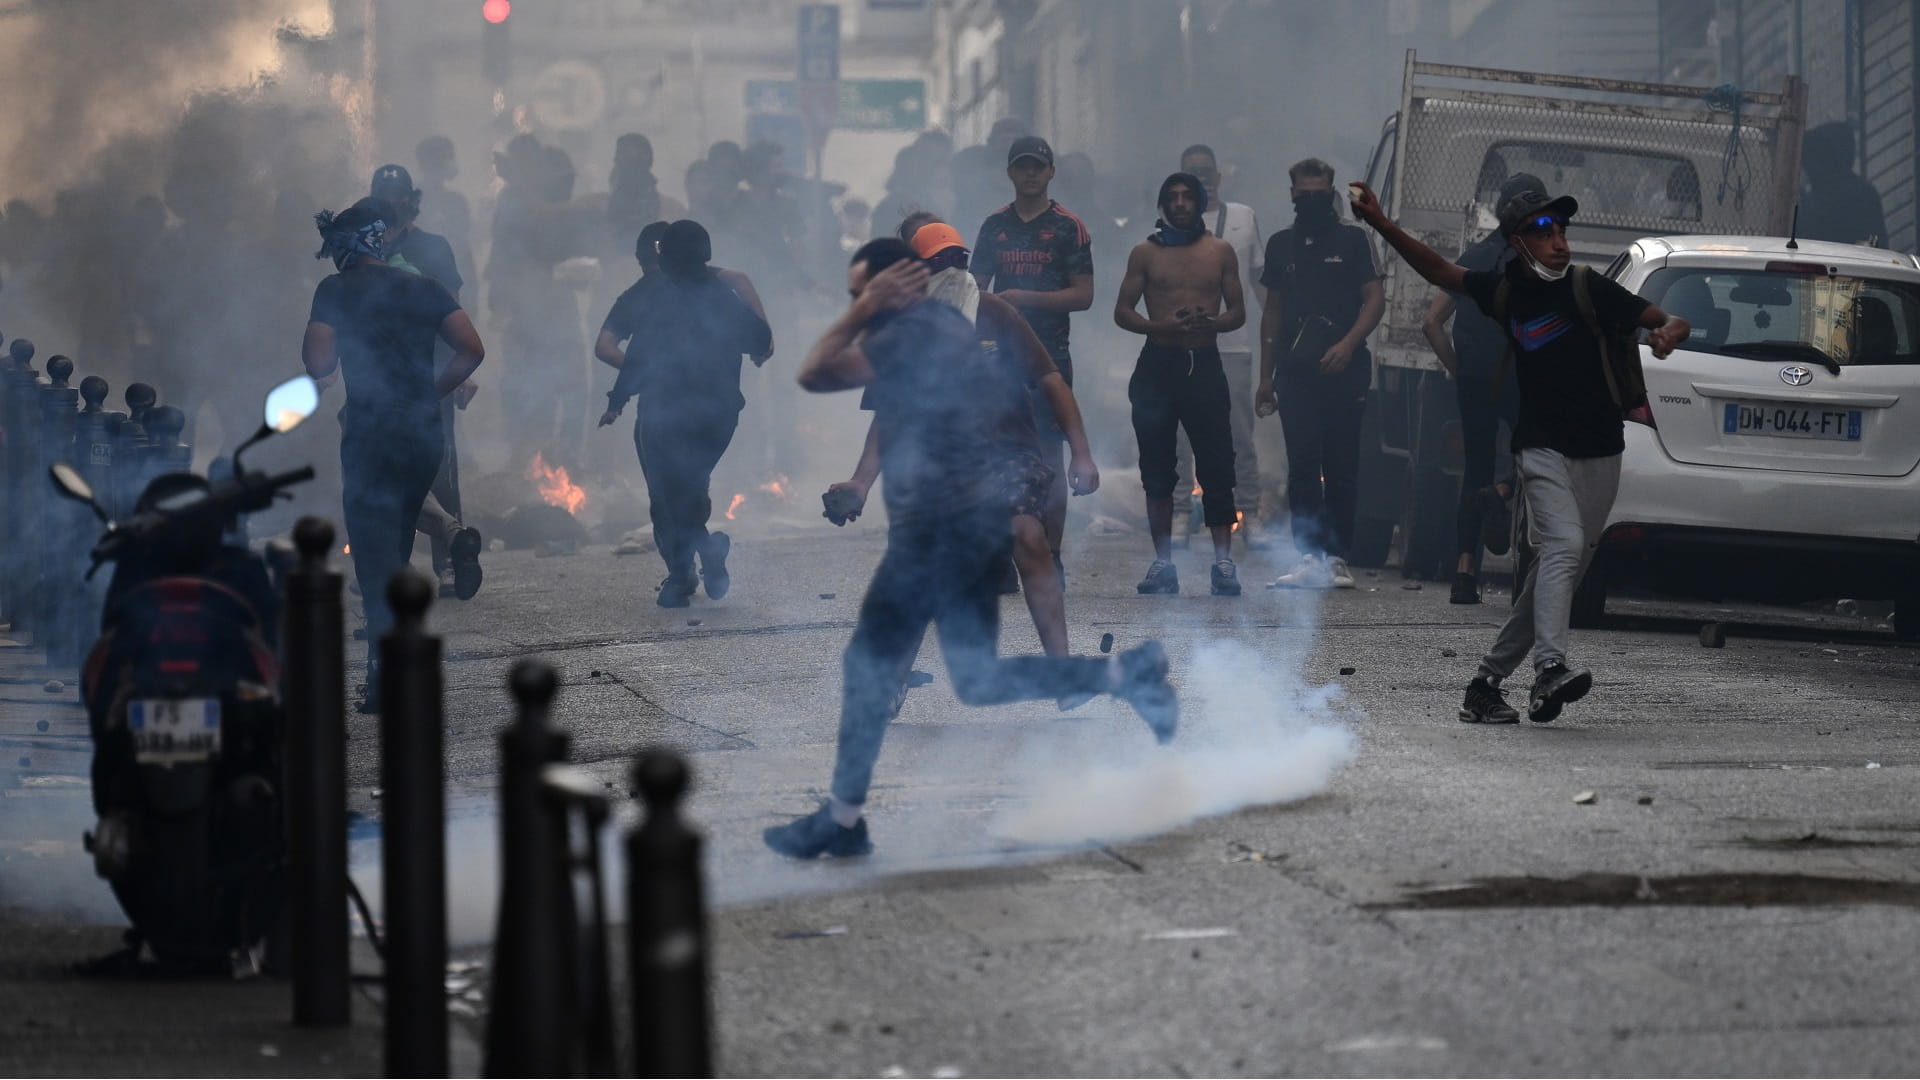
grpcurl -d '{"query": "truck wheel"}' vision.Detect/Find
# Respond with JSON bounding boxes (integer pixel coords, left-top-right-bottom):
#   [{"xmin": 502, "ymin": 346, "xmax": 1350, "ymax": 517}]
[
  {"xmin": 1571, "ymin": 556, "xmax": 1609, "ymax": 629},
  {"xmin": 1348, "ymin": 516, "xmax": 1394, "ymax": 569},
  {"xmin": 1895, "ymin": 594, "xmax": 1920, "ymax": 642}
]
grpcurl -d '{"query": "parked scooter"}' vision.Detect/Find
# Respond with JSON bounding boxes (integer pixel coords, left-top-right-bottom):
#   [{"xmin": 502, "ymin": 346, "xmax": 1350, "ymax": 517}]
[{"xmin": 48, "ymin": 376, "xmax": 320, "ymax": 972}]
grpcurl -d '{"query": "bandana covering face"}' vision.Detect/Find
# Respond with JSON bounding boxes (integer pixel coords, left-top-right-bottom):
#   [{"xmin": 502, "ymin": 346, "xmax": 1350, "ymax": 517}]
[
  {"xmin": 1153, "ymin": 172, "xmax": 1210, "ymax": 247},
  {"xmin": 313, "ymin": 208, "xmax": 387, "ymax": 271}
]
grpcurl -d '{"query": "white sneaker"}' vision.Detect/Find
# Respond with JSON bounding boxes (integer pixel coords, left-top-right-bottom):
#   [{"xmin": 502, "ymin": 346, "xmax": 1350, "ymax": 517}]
[
  {"xmin": 1329, "ymin": 556, "xmax": 1356, "ymax": 589},
  {"xmin": 1269, "ymin": 554, "xmax": 1332, "ymax": 589}
]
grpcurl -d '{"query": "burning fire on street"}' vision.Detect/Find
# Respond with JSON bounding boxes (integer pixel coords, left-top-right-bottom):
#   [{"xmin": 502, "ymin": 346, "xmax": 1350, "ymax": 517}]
[
  {"xmin": 527, "ymin": 452, "xmax": 587, "ymax": 516},
  {"xmin": 725, "ymin": 473, "xmax": 795, "ymax": 521}
]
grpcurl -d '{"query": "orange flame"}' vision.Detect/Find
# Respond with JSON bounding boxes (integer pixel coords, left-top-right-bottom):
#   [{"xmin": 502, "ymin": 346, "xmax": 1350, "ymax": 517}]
[
  {"xmin": 527, "ymin": 452, "xmax": 587, "ymax": 516},
  {"xmin": 725, "ymin": 493, "xmax": 746, "ymax": 520},
  {"xmin": 758, "ymin": 473, "xmax": 791, "ymax": 499}
]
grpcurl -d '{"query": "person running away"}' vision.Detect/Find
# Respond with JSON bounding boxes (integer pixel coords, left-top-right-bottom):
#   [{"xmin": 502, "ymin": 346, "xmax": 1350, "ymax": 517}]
[
  {"xmin": 766, "ymin": 238, "xmax": 1175, "ymax": 860},
  {"xmin": 1347, "ymin": 181, "xmax": 1689, "ymax": 724},
  {"xmin": 598, "ymin": 220, "xmax": 772, "ymax": 608},
  {"xmin": 1114, "ymin": 172, "xmax": 1247, "ymax": 597},
  {"xmin": 302, "ymin": 196, "xmax": 485, "ymax": 710},
  {"xmin": 826, "ymin": 215, "xmax": 1099, "ymax": 660}
]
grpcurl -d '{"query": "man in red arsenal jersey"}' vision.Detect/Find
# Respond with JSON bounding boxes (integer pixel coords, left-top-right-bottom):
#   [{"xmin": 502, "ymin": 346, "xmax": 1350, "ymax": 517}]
[{"xmin": 971, "ymin": 135, "xmax": 1095, "ymax": 583}]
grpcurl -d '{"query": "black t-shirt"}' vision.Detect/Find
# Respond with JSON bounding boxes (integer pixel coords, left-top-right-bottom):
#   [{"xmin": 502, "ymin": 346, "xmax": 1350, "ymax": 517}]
[
  {"xmin": 972, "ymin": 200, "xmax": 1093, "ymax": 373},
  {"xmin": 1462, "ymin": 262, "xmax": 1651, "ymax": 458},
  {"xmin": 603, "ymin": 271, "xmax": 772, "ymax": 416},
  {"xmin": 1261, "ymin": 221, "xmax": 1381, "ymax": 370},
  {"xmin": 308, "ymin": 263, "xmax": 460, "ymax": 440},
  {"xmin": 862, "ymin": 300, "xmax": 1012, "ymax": 528},
  {"xmin": 1450, "ymin": 234, "xmax": 1511, "ymax": 380},
  {"xmin": 858, "ymin": 283, "xmax": 1046, "ymax": 467},
  {"xmin": 387, "ymin": 227, "xmax": 463, "ymax": 299}
]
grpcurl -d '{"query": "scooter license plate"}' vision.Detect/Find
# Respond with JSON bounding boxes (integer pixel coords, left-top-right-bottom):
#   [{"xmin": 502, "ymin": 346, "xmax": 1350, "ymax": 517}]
[{"xmin": 128, "ymin": 699, "xmax": 222, "ymax": 764}]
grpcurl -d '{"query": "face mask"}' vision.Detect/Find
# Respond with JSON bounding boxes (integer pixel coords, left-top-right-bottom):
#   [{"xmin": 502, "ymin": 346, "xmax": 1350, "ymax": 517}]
[
  {"xmin": 1519, "ymin": 245, "xmax": 1568, "ymax": 282},
  {"xmin": 1154, "ymin": 217, "xmax": 1204, "ymax": 246},
  {"xmin": 1292, "ymin": 189, "xmax": 1338, "ymax": 223}
]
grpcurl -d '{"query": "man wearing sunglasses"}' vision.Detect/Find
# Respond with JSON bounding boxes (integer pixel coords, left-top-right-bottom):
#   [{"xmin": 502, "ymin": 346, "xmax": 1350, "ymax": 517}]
[{"xmin": 1348, "ymin": 182, "xmax": 1689, "ymax": 725}]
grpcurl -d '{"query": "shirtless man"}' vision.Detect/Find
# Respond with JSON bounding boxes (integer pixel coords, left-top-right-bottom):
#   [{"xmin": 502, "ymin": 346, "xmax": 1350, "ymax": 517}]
[{"xmin": 1114, "ymin": 172, "xmax": 1247, "ymax": 597}]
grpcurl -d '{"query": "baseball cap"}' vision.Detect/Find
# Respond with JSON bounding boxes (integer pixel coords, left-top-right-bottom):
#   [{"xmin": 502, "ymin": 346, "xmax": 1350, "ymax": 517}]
[
  {"xmin": 371, "ymin": 163, "xmax": 418, "ymax": 201},
  {"xmin": 1007, "ymin": 135, "xmax": 1054, "ymax": 167},
  {"xmin": 908, "ymin": 222, "xmax": 967, "ymax": 259},
  {"xmin": 1498, "ymin": 188, "xmax": 1579, "ymax": 236},
  {"xmin": 1495, "ymin": 172, "xmax": 1548, "ymax": 216}
]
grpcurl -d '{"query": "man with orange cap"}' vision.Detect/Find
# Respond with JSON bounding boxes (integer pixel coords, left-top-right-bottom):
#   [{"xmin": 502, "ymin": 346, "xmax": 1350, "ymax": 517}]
[{"xmin": 826, "ymin": 218, "xmax": 1096, "ymax": 657}]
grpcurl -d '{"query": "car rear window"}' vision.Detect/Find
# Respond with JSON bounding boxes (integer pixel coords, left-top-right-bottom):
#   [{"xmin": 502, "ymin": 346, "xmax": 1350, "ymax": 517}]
[
  {"xmin": 1640, "ymin": 266, "xmax": 1920, "ymax": 367},
  {"xmin": 1478, "ymin": 142, "xmax": 1702, "ymax": 223}
]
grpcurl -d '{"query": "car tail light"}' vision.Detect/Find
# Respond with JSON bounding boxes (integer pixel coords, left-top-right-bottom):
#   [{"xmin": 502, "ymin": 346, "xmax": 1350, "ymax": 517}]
[{"xmin": 1625, "ymin": 402, "xmax": 1657, "ymax": 428}]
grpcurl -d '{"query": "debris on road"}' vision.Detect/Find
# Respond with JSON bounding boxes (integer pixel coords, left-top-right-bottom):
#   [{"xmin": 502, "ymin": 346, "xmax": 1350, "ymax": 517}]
[
  {"xmin": 1340, "ymin": 666, "xmax": 1356, "ymax": 676},
  {"xmin": 1402, "ymin": 582, "xmax": 1422, "ymax": 591},
  {"xmin": 819, "ymin": 593, "xmax": 836, "ymax": 600},
  {"xmin": 1226, "ymin": 841, "xmax": 1283, "ymax": 864},
  {"xmin": 775, "ymin": 925, "xmax": 849, "ymax": 940},
  {"xmin": 1699, "ymin": 622, "xmax": 1726, "ymax": 648},
  {"xmin": 1637, "ymin": 795, "xmax": 1654, "ymax": 805},
  {"xmin": 1440, "ymin": 649, "xmax": 1457, "ymax": 658},
  {"xmin": 1866, "ymin": 762, "xmax": 1882, "ymax": 769},
  {"xmin": 1100, "ymin": 633, "xmax": 1115, "ymax": 654},
  {"xmin": 42, "ymin": 680, "xmax": 63, "ymax": 694},
  {"xmin": 1574, "ymin": 791, "xmax": 1597, "ymax": 805}
]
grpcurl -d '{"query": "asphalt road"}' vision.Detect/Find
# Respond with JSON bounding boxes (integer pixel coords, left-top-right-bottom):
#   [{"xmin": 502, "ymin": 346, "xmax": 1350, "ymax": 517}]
[
  {"xmin": 5, "ymin": 500, "xmax": 1917, "ymax": 1077},
  {"xmin": 352, "ymin": 509, "xmax": 1920, "ymax": 1078}
]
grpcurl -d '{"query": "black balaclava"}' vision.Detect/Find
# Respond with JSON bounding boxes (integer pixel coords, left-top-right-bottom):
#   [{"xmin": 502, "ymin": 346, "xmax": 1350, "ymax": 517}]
[
  {"xmin": 658, "ymin": 219, "xmax": 713, "ymax": 279},
  {"xmin": 1293, "ymin": 184, "xmax": 1340, "ymax": 229},
  {"xmin": 1153, "ymin": 172, "xmax": 1209, "ymax": 247}
]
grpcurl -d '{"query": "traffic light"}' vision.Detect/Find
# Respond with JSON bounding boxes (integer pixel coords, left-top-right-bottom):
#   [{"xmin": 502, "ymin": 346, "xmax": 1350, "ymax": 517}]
[{"xmin": 482, "ymin": 0, "xmax": 510, "ymax": 85}]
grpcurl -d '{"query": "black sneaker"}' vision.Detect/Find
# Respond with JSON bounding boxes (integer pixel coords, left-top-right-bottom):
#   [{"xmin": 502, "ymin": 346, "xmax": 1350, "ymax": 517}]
[
  {"xmin": 1210, "ymin": 560, "xmax": 1242, "ymax": 597},
  {"xmin": 451, "ymin": 526, "xmax": 484, "ymax": 600},
  {"xmin": 1449, "ymin": 572, "xmax": 1481, "ymax": 605},
  {"xmin": 1113, "ymin": 640, "xmax": 1177, "ymax": 743},
  {"xmin": 763, "ymin": 803, "xmax": 873, "ymax": 859},
  {"xmin": 656, "ymin": 575, "xmax": 696, "ymax": 609},
  {"xmin": 700, "ymin": 531, "xmax": 731, "ymax": 600},
  {"xmin": 1458, "ymin": 676, "xmax": 1518, "ymax": 724},
  {"xmin": 1527, "ymin": 662, "xmax": 1593, "ymax": 723},
  {"xmin": 1478, "ymin": 485, "xmax": 1513, "ymax": 556},
  {"xmin": 1136, "ymin": 560, "xmax": 1179, "ymax": 595}
]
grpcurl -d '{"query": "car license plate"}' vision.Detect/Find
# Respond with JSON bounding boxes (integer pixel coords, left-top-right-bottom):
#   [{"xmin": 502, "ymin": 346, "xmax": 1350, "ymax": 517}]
[
  {"xmin": 127, "ymin": 699, "xmax": 221, "ymax": 764},
  {"xmin": 1723, "ymin": 402, "xmax": 1862, "ymax": 441}
]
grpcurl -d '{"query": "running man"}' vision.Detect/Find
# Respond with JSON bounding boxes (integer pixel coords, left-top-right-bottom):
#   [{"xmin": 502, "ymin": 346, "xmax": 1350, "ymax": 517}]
[{"xmin": 766, "ymin": 239, "xmax": 1174, "ymax": 859}]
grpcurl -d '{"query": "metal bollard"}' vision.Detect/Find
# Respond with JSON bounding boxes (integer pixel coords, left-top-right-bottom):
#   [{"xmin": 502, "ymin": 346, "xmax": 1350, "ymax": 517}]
[
  {"xmin": 539, "ymin": 764, "xmax": 618, "ymax": 1077},
  {"xmin": 0, "ymin": 340, "xmax": 37, "ymax": 627},
  {"xmin": 627, "ymin": 750, "xmax": 713, "ymax": 1079},
  {"xmin": 284, "ymin": 518, "xmax": 350, "ymax": 1027},
  {"xmin": 76, "ymin": 376, "xmax": 113, "ymax": 511},
  {"xmin": 378, "ymin": 571, "xmax": 448, "ymax": 1078},
  {"xmin": 112, "ymin": 382, "xmax": 155, "ymax": 520},
  {"xmin": 35, "ymin": 357, "xmax": 79, "ymax": 663},
  {"xmin": 140, "ymin": 403, "xmax": 191, "ymax": 487},
  {"xmin": 482, "ymin": 660, "xmax": 578, "ymax": 1078}
]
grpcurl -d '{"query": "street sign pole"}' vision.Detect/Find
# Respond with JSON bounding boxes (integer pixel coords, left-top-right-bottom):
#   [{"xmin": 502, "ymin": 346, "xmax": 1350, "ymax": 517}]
[{"xmin": 796, "ymin": 3, "xmax": 840, "ymax": 180}]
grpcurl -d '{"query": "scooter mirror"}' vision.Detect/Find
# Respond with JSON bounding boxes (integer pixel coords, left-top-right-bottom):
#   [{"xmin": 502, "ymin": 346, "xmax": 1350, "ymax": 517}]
[
  {"xmin": 48, "ymin": 462, "xmax": 94, "ymax": 504},
  {"xmin": 264, "ymin": 375, "xmax": 320, "ymax": 434}
]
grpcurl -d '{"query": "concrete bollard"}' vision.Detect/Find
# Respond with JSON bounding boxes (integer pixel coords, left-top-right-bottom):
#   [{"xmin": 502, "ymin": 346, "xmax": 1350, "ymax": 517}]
[
  {"xmin": 627, "ymin": 750, "xmax": 713, "ymax": 1078},
  {"xmin": 284, "ymin": 518, "xmax": 350, "ymax": 1028},
  {"xmin": 378, "ymin": 571, "xmax": 449, "ymax": 1078},
  {"xmin": 35, "ymin": 357, "xmax": 79, "ymax": 663}
]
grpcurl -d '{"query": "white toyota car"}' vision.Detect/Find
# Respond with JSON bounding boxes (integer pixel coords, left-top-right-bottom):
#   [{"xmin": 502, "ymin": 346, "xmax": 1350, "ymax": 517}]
[{"xmin": 1575, "ymin": 235, "xmax": 1920, "ymax": 638}]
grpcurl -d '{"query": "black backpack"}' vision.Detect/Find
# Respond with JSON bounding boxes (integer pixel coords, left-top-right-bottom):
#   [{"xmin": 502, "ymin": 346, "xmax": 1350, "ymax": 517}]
[{"xmin": 1491, "ymin": 265, "xmax": 1647, "ymax": 413}]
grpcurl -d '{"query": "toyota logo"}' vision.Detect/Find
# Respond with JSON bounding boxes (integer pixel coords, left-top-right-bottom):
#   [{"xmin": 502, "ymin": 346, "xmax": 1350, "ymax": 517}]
[{"xmin": 1779, "ymin": 365, "xmax": 1814, "ymax": 386}]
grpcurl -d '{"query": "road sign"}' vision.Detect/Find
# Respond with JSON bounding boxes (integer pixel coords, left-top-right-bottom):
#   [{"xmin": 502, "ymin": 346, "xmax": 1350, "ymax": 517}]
[
  {"xmin": 797, "ymin": 4, "xmax": 840, "ymax": 84},
  {"xmin": 745, "ymin": 79, "xmax": 926, "ymax": 131}
]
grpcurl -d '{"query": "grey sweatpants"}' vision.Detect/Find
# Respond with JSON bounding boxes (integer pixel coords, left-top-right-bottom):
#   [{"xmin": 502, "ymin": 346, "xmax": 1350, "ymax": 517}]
[{"xmin": 1478, "ymin": 448, "xmax": 1620, "ymax": 680}]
